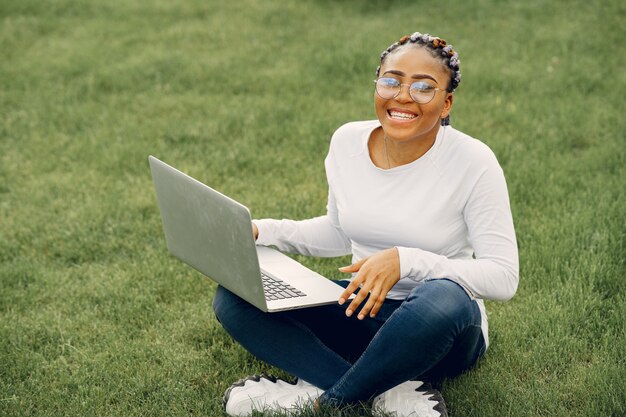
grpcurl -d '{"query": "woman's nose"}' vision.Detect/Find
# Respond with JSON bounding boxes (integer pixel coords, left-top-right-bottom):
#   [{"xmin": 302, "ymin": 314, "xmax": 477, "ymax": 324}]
[{"xmin": 396, "ymin": 84, "xmax": 413, "ymax": 103}]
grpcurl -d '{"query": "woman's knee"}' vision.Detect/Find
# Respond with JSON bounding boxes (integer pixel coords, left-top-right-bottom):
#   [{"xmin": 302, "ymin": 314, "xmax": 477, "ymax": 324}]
[
  {"xmin": 212, "ymin": 285, "xmax": 245, "ymax": 325},
  {"xmin": 405, "ymin": 279, "xmax": 478, "ymax": 326}
]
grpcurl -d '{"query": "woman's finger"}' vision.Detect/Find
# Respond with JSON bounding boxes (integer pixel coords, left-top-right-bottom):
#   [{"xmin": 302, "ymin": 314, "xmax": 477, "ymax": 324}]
[
  {"xmin": 338, "ymin": 264, "xmax": 359, "ymax": 273},
  {"xmin": 345, "ymin": 287, "xmax": 370, "ymax": 317},
  {"xmin": 338, "ymin": 277, "xmax": 363, "ymax": 305},
  {"xmin": 369, "ymin": 293, "xmax": 387, "ymax": 318},
  {"xmin": 356, "ymin": 287, "xmax": 380, "ymax": 320},
  {"xmin": 344, "ymin": 274, "xmax": 375, "ymax": 317},
  {"xmin": 338, "ymin": 257, "xmax": 367, "ymax": 273},
  {"xmin": 338, "ymin": 257, "xmax": 370, "ymax": 304}
]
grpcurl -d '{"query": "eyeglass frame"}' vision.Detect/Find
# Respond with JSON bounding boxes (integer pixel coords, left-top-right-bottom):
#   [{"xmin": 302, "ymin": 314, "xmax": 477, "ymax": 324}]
[{"xmin": 373, "ymin": 77, "xmax": 446, "ymax": 104}]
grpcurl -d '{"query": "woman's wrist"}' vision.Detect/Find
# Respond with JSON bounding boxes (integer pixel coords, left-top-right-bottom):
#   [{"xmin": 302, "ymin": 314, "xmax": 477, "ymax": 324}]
[{"xmin": 252, "ymin": 222, "xmax": 259, "ymax": 241}]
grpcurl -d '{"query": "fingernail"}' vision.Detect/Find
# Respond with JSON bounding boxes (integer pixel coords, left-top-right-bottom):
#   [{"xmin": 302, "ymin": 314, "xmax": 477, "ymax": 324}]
[
  {"xmin": 338, "ymin": 298, "xmax": 345, "ymax": 305},
  {"xmin": 346, "ymin": 310, "xmax": 352, "ymax": 317},
  {"xmin": 358, "ymin": 314, "xmax": 364, "ymax": 320}
]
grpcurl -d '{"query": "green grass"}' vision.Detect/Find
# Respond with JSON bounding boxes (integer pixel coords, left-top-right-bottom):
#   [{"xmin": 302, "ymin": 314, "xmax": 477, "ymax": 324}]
[{"xmin": 1, "ymin": 0, "xmax": 624, "ymax": 416}]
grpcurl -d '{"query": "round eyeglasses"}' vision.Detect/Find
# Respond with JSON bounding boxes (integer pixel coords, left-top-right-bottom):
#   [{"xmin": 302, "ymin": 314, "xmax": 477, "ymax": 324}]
[{"xmin": 374, "ymin": 77, "xmax": 444, "ymax": 104}]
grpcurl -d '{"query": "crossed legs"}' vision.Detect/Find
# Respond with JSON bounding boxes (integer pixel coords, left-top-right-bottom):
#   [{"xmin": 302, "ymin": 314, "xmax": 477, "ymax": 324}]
[{"xmin": 212, "ymin": 279, "xmax": 485, "ymax": 406}]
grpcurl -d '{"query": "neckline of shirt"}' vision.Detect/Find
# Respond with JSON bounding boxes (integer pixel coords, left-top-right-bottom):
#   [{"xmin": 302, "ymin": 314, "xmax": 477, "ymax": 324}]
[{"xmin": 361, "ymin": 121, "xmax": 446, "ymax": 173}]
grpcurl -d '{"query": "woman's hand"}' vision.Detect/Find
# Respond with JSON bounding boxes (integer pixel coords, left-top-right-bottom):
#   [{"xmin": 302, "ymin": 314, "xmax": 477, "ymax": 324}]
[
  {"xmin": 338, "ymin": 247, "xmax": 401, "ymax": 320},
  {"xmin": 252, "ymin": 222, "xmax": 259, "ymax": 241}
]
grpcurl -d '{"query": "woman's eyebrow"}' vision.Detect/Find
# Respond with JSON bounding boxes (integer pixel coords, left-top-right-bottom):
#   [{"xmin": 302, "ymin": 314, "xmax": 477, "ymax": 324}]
[{"xmin": 383, "ymin": 69, "xmax": 437, "ymax": 82}]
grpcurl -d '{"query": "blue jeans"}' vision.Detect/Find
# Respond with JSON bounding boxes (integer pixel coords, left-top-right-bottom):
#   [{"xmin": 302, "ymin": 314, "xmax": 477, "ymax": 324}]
[{"xmin": 212, "ymin": 278, "xmax": 485, "ymax": 406}]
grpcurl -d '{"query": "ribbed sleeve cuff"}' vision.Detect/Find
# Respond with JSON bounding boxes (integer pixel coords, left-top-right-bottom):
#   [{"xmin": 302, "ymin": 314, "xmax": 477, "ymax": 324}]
[
  {"xmin": 252, "ymin": 219, "xmax": 275, "ymax": 247},
  {"xmin": 397, "ymin": 246, "xmax": 420, "ymax": 280},
  {"xmin": 396, "ymin": 246, "xmax": 440, "ymax": 281}
]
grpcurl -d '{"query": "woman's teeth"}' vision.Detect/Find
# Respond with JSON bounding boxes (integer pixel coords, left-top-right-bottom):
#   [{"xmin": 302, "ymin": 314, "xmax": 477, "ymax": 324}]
[{"xmin": 389, "ymin": 110, "xmax": 417, "ymax": 120}]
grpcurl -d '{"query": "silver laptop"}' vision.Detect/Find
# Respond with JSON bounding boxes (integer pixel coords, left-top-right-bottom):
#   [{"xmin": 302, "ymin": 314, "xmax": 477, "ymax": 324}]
[{"xmin": 149, "ymin": 156, "xmax": 348, "ymax": 312}]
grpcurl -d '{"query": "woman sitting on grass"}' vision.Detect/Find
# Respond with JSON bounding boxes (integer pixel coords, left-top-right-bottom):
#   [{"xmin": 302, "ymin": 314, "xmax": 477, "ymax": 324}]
[{"xmin": 213, "ymin": 31, "xmax": 518, "ymax": 416}]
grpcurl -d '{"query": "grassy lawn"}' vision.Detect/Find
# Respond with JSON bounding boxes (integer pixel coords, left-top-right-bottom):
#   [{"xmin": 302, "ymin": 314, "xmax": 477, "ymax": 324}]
[{"xmin": 1, "ymin": 0, "xmax": 624, "ymax": 416}]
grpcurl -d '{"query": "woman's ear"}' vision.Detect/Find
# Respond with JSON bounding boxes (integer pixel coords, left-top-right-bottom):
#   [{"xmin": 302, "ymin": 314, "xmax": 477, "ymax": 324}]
[{"xmin": 440, "ymin": 93, "xmax": 454, "ymax": 119}]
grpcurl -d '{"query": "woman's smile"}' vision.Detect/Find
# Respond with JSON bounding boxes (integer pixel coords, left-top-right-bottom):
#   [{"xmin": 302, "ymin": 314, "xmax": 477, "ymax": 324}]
[{"xmin": 387, "ymin": 108, "xmax": 419, "ymax": 122}]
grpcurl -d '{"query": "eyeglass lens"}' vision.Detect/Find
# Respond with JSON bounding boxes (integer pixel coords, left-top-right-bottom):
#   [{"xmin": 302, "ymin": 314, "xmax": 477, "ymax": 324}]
[{"xmin": 375, "ymin": 78, "xmax": 436, "ymax": 104}]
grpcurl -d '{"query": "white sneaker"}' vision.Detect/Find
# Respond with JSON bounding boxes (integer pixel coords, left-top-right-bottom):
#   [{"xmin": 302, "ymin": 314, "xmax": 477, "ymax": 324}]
[
  {"xmin": 223, "ymin": 375, "xmax": 323, "ymax": 416},
  {"xmin": 372, "ymin": 380, "xmax": 448, "ymax": 417}
]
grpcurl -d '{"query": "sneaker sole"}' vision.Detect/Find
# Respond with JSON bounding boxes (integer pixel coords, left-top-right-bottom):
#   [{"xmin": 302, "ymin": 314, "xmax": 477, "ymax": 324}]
[
  {"xmin": 415, "ymin": 381, "xmax": 448, "ymax": 417},
  {"xmin": 222, "ymin": 374, "xmax": 297, "ymax": 410}
]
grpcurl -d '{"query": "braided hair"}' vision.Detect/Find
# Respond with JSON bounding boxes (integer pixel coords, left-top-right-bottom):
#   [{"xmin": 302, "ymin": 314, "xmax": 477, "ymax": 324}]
[{"xmin": 376, "ymin": 32, "xmax": 461, "ymax": 126}]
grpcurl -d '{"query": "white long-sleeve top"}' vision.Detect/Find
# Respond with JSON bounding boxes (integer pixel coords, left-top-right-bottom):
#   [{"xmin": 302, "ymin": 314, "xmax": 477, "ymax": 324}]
[{"xmin": 255, "ymin": 121, "xmax": 519, "ymax": 347}]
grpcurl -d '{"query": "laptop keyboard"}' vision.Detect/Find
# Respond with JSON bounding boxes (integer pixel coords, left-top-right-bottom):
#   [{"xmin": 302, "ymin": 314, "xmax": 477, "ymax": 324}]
[{"xmin": 261, "ymin": 272, "xmax": 307, "ymax": 301}]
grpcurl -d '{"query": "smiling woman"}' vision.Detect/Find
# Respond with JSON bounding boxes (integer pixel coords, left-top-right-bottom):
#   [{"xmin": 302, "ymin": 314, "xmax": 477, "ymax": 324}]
[
  {"xmin": 213, "ymin": 32, "xmax": 518, "ymax": 417},
  {"xmin": 372, "ymin": 47, "xmax": 453, "ymax": 168},
  {"xmin": 371, "ymin": 33, "xmax": 460, "ymax": 169}
]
